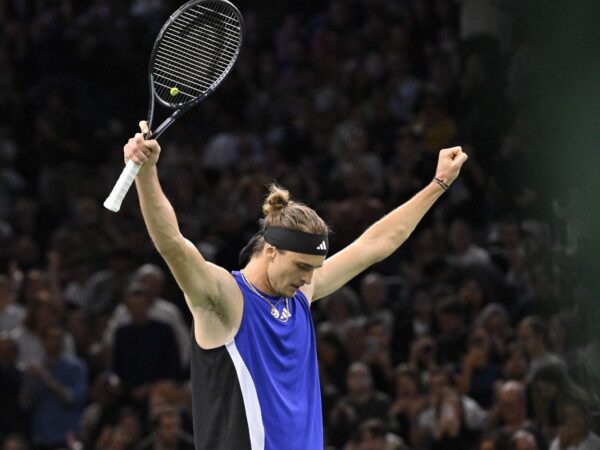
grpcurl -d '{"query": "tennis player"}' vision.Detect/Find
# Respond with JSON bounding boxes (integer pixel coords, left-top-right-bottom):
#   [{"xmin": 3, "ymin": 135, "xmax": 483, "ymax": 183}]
[{"xmin": 124, "ymin": 120, "xmax": 468, "ymax": 450}]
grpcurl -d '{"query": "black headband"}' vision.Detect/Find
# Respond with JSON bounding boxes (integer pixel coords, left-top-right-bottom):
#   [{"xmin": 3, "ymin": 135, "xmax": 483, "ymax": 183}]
[{"xmin": 264, "ymin": 226, "xmax": 329, "ymax": 256}]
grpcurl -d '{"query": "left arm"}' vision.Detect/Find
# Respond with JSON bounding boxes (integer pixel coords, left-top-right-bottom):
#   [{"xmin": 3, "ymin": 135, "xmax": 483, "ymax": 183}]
[{"xmin": 310, "ymin": 146, "xmax": 468, "ymax": 301}]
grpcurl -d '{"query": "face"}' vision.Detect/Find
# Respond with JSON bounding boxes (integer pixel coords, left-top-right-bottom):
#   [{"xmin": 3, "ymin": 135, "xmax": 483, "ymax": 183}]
[
  {"xmin": 44, "ymin": 327, "xmax": 63, "ymax": 357},
  {"xmin": 513, "ymin": 433, "xmax": 538, "ymax": 450},
  {"xmin": 459, "ymin": 279, "xmax": 484, "ymax": 306},
  {"xmin": 549, "ymin": 316, "xmax": 565, "ymax": 346},
  {"xmin": 534, "ymin": 380, "xmax": 557, "ymax": 400},
  {"xmin": 499, "ymin": 387, "xmax": 525, "ymax": 422},
  {"xmin": 563, "ymin": 403, "xmax": 588, "ymax": 437},
  {"xmin": 360, "ymin": 275, "xmax": 386, "ymax": 310},
  {"xmin": 347, "ymin": 364, "xmax": 372, "ymax": 395},
  {"xmin": 125, "ymin": 293, "xmax": 151, "ymax": 322},
  {"xmin": 517, "ymin": 323, "xmax": 539, "ymax": 355},
  {"xmin": 0, "ymin": 338, "xmax": 17, "ymax": 365},
  {"xmin": 396, "ymin": 374, "xmax": 418, "ymax": 397},
  {"xmin": 359, "ymin": 432, "xmax": 386, "ymax": 450},
  {"xmin": 504, "ymin": 347, "xmax": 528, "ymax": 380},
  {"xmin": 2, "ymin": 437, "xmax": 28, "ymax": 450},
  {"xmin": 267, "ymin": 247, "xmax": 325, "ymax": 297},
  {"xmin": 158, "ymin": 413, "xmax": 182, "ymax": 446},
  {"xmin": 430, "ymin": 373, "xmax": 449, "ymax": 398},
  {"xmin": 479, "ymin": 437, "xmax": 496, "ymax": 450}
]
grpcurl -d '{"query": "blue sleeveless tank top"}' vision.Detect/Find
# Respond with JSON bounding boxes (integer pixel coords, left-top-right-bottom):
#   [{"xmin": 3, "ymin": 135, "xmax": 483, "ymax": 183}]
[{"xmin": 190, "ymin": 271, "xmax": 323, "ymax": 450}]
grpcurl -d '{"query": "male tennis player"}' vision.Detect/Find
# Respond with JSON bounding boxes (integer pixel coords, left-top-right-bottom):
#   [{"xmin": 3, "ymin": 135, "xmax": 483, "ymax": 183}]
[{"xmin": 125, "ymin": 120, "xmax": 467, "ymax": 450}]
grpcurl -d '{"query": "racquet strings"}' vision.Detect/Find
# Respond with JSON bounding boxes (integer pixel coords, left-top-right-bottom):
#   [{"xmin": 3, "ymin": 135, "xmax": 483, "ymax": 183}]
[{"xmin": 153, "ymin": 1, "xmax": 242, "ymax": 105}]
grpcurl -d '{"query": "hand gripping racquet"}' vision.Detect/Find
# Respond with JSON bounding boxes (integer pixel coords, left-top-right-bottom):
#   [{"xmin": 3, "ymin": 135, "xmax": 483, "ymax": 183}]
[{"xmin": 104, "ymin": 0, "xmax": 244, "ymax": 212}]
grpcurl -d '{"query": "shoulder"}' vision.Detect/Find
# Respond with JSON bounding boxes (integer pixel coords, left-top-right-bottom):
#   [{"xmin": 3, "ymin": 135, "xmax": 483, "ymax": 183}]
[{"xmin": 588, "ymin": 432, "xmax": 600, "ymax": 444}]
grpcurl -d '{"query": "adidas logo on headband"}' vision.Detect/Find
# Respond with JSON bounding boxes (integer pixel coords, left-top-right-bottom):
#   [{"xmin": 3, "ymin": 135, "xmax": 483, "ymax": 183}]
[{"xmin": 317, "ymin": 241, "xmax": 327, "ymax": 251}]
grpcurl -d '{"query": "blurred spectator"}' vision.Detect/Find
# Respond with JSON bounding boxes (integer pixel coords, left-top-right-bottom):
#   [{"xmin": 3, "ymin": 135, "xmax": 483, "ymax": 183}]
[
  {"xmin": 317, "ymin": 331, "xmax": 349, "ymax": 397},
  {"xmin": 14, "ymin": 297, "xmax": 76, "ymax": 367},
  {"xmin": 134, "ymin": 407, "xmax": 194, "ymax": 450},
  {"xmin": 389, "ymin": 365, "xmax": 425, "ymax": 446},
  {"xmin": 393, "ymin": 286, "xmax": 436, "ymax": 363},
  {"xmin": 363, "ymin": 318, "xmax": 394, "ymax": 393},
  {"xmin": 20, "ymin": 325, "xmax": 88, "ymax": 450},
  {"xmin": 0, "ymin": 274, "xmax": 24, "ymax": 333},
  {"xmin": 79, "ymin": 373, "xmax": 123, "ymax": 448},
  {"xmin": 549, "ymin": 397, "xmax": 600, "ymax": 450},
  {"xmin": 457, "ymin": 326, "xmax": 504, "ymax": 408},
  {"xmin": 517, "ymin": 316, "xmax": 565, "ymax": 381},
  {"xmin": 408, "ymin": 334, "xmax": 439, "ymax": 383},
  {"xmin": 485, "ymin": 381, "xmax": 546, "ymax": 450},
  {"xmin": 435, "ymin": 299, "xmax": 467, "ymax": 365},
  {"xmin": 1, "ymin": 435, "xmax": 30, "ymax": 450},
  {"xmin": 0, "ymin": 335, "xmax": 25, "ymax": 440},
  {"xmin": 529, "ymin": 361, "xmax": 587, "ymax": 444},
  {"xmin": 329, "ymin": 363, "xmax": 391, "ymax": 447},
  {"xmin": 82, "ymin": 248, "xmax": 137, "ymax": 316},
  {"xmin": 547, "ymin": 312, "xmax": 575, "ymax": 362},
  {"xmin": 359, "ymin": 272, "xmax": 394, "ymax": 328},
  {"xmin": 105, "ymin": 264, "xmax": 189, "ymax": 368},
  {"xmin": 94, "ymin": 408, "xmax": 143, "ymax": 450},
  {"xmin": 503, "ymin": 342, "xmax": 529, "ymax": 382},
  {"xmin": 350, "ymin": 418, "xmax": 408, "ymax": 450},
  {"xmin": 477, "ymin": 303, "xmax": 512, "ymax": 360},
  {"xmin": 512, "ymin": 429, "xmax": 539, "ymax": 450},
  {"xmin": 448, "ymin": 219, "xmax": 492, "ymax": 270},
  {"xmin": 318, "ymin": 286, "xmax": 361, "ymax": 343},
  {"xmin": 458, "ymin": 278, "xmax": 488, "ymax": 324},
  {"xmin": 413, "ymin": 367, "xmax": 486, "ymax": 449},
  {"xmin": 111, "ymin": 282, "xmax": 180, "ymax": 396}
]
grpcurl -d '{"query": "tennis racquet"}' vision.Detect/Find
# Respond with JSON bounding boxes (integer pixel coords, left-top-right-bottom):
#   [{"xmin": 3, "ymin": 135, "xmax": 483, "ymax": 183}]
[{"xmin": 104, "ymin": 0, "xmax": 244, "ymax": 212}]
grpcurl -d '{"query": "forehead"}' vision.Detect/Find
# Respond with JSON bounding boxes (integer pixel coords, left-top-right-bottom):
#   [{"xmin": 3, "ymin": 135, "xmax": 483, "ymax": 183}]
[{"xmin": 286, "ymin": 251, "xmax": 325, "ymax": 267}]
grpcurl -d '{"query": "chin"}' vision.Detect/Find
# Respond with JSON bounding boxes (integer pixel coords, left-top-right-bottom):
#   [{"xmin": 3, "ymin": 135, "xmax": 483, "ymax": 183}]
[{"xmin": 284, "ymin": 289, "xmax": 294, "ymax": 297}]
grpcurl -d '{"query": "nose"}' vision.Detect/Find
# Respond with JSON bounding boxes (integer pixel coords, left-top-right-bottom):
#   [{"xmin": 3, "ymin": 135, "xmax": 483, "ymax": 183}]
[{"xmin": 301, "ymin": 269, "xmax": 314, "ymax": 285}]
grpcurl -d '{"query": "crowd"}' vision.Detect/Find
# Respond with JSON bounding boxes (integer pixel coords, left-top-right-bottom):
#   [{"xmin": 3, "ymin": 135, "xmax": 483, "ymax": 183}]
[{"xmin": 0, "ymin": 0, "xmax": 598, "ymax": 449}]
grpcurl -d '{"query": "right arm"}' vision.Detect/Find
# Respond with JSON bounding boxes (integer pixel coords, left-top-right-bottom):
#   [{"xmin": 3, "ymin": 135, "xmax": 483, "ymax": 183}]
[{"xmin": 126, "ymin": 122, "xmax": 241, "ymax": 332}]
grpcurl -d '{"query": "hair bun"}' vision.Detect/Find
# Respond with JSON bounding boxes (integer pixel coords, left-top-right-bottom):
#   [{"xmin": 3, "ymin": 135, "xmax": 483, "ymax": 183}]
[{"xmin": 262, "ymin": 184, "xmax": 290, "ymax": 216}]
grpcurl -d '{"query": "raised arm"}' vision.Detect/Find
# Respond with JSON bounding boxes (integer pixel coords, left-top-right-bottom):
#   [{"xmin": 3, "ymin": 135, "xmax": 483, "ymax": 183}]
[
  {"xmin": 125, "ymin": 122, "xmax": 242, "ymax": 336},
  {"xmin": 311, "ymin": 146, "xmax": 468, "ymax": 301}
]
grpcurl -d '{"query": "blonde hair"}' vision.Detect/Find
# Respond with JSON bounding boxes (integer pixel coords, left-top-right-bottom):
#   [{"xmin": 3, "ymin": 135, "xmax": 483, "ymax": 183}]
[
  {"xmin": 239, "ymin": 184, "xmax": 329, "ymax": 265},
  {"xmin": 261, "ymin": 184, "xmax": 328, "ymax": 234}
]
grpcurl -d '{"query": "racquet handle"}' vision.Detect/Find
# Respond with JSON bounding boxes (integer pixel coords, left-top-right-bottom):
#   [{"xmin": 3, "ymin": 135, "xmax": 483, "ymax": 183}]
[{"xmin": 103, "ymin": 160, "xmax": 142, "ymax": 212}]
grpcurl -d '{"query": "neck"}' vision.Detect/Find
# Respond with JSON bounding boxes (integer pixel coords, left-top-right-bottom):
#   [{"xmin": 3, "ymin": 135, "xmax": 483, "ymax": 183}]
[
  {"xmin": 243, "ymin": 258, "xmax": 277, "ymax": 296},
  {"xmin": 351, "ymin": 391, "xmax": 372, "ymax": 404},
  {"xmin": 46, "ymin": 354, "xmax": 59, "ymax": 366},
  {"xmin": 506, "ymin": 415, "xmax": 526, "ymax": 429}
]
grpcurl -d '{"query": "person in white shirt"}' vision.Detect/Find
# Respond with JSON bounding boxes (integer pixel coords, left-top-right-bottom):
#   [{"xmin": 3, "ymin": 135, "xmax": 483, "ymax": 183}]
[{"xmin": 549, "ymin": 397, "xmax": 600, "ymax": 450}]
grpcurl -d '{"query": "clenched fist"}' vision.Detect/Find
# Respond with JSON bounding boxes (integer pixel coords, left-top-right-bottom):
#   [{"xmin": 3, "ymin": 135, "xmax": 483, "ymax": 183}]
[
  {"xmin": 433, "ymin": 146, "xmax": 468, "ymax": 187},
  {"xmin": 123, "ymin": 121, "xmax": 161, "ymax": 169}
]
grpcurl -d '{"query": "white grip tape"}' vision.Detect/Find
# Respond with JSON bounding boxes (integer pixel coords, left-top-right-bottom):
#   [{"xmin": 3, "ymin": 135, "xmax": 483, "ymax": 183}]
[{"xmin": 103, "ymin": 160, "xmax": 142, "ymax": 212}]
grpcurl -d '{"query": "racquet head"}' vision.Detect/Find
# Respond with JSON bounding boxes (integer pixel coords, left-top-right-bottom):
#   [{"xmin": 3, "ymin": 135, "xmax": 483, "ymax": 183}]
[{"xmin": 149, "ymin": 0, "xmax": 244, "ymax": 110}]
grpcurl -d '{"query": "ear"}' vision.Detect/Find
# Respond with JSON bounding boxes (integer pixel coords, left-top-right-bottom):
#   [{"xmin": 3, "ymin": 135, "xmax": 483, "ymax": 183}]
[{"xmin": 264, "ymin": 244, "xmax": 277, "ymax": 260}]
